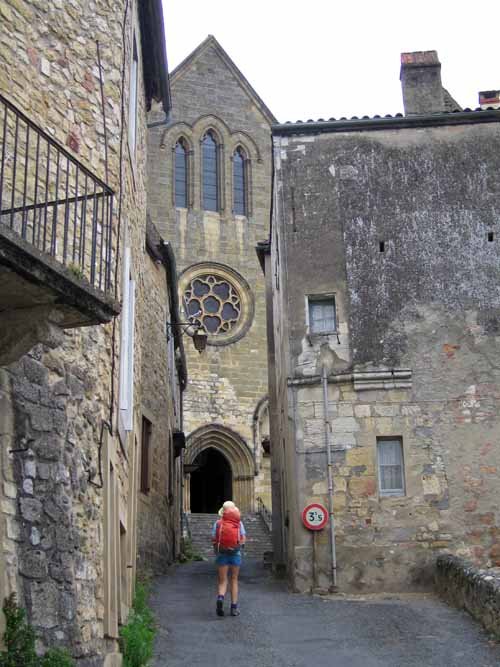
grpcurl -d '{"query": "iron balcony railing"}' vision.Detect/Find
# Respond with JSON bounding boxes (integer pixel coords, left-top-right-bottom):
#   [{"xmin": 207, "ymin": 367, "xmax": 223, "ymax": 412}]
[{"xmin": 0, "ymin": 93, "xmax": 114, "ymax": 293}]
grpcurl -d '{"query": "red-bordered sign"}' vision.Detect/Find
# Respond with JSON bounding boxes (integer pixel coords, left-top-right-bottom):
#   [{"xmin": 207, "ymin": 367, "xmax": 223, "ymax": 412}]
[{"xmin": 302, "ymin": 503, "xmax": 328, "ymax": 531}]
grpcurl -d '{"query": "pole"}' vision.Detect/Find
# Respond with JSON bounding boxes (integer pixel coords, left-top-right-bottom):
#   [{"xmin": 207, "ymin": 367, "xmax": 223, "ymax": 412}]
[{"xmin": 322, "ymin": 366, "xmax": 337, "ymax": 590}]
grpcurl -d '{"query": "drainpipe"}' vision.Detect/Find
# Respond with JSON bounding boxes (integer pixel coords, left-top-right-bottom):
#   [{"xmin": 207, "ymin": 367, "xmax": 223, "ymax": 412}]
[{"xmin": 321, "ymin": 365, "xmax": 337, "ymax": 590}]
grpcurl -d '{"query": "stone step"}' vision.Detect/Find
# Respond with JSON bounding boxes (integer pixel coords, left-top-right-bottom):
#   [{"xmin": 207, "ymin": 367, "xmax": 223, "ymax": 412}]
[{"xmin": 187, "ymin": 512, "xmax": 272, "ymax": 560}]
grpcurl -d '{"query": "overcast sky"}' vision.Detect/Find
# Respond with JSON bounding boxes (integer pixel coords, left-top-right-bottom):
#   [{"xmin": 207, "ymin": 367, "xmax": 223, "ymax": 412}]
[{"xmin": 162, "ymin": 0, "xmax": 499, "ymax": 124}]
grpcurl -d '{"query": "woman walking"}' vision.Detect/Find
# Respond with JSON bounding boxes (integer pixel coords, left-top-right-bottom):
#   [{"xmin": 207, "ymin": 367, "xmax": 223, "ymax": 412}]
[{"xmin": 212, "ymin": 501, "xmax": 246, "ymax": 617}]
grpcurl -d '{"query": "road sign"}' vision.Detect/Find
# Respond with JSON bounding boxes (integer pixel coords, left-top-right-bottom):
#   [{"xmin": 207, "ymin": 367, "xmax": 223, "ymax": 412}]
[{"xmin": 302, "ymin": 503, "xmax": 328, "ymax": 531}]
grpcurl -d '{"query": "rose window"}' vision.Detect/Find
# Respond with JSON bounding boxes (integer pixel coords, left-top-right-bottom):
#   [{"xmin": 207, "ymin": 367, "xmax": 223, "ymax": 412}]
[{"xmin": 184, "ymin": 274, "xmax": 241, "ymax": 335}]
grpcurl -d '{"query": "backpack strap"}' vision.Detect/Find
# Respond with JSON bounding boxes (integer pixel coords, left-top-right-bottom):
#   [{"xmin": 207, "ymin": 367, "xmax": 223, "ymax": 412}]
[{"xmin": 217, "ymin": 520, "xmax": 223, "ymax": 553}]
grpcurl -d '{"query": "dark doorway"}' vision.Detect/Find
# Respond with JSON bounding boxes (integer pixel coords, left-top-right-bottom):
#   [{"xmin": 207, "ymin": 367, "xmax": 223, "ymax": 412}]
[{"xmin": 190, "ymin": 448, "xmax": 232, "ymax": 513}]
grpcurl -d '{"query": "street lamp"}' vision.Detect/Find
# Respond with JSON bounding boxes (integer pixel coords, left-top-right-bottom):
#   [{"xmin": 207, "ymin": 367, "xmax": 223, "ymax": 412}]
[{"xmin": 167, "ymin": 321, "xmax": 208, "ymax": 353}]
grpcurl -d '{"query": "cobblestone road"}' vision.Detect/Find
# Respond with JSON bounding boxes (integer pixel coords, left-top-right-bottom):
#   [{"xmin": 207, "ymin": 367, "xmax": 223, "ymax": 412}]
[{"xmin": 151, "ymin": 559, "xmax": 500, "ymax": 667}]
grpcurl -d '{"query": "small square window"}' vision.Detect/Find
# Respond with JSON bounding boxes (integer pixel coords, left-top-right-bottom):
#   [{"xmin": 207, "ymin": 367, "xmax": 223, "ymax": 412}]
[
  {"xmin": 308, "ymin": 296, "xmax": 336, "ymax": 334},
  {"xmin": 377, "ymin": 437, "xmax": 405, "ymax": 496}
]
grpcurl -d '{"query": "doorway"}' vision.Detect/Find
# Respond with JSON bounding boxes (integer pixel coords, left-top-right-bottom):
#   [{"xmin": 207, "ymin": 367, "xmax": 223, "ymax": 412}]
[{"xmin": 190, "ymin": 448, "xmax": 233, "ymax": 513}]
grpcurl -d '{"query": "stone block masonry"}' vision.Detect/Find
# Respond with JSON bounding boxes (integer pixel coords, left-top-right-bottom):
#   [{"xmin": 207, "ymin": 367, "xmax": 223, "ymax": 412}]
[
  {"xmin": 0, "ymin": 0, "xmax": 175, "ymax": 664},
  {"xmin": 267, "ymin": 60, "xmax": 500, "ymax": 594},
  {"xmin": 436, "ymin": 555, "xmax": 500, "ymax": 638}
]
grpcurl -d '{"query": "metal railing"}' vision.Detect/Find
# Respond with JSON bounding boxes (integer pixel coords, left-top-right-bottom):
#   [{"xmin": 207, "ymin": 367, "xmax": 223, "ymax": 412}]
[
  {"xmin": 0, "ymin": 93, "xmax": 114, "ymax": 293},
  {"xmin": 256, "ymin": 496, "xmax": 272, "ymax": 532}
]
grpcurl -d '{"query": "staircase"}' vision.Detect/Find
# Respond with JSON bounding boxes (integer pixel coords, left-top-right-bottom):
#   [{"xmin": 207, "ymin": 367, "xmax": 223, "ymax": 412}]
[{"xmin": 187, "ymin": 512, "xmax": 273, "ymax": 561}]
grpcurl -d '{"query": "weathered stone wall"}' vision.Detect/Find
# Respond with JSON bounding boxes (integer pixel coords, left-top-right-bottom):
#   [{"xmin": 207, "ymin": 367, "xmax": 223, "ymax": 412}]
[
  {"xmin": 137, "ymin": 249, "xmax": 182, "ymax": 574},
  {"xmin": 270, "ymin": 114, "xmax": 500, "ymax": 593},
  {"xmin": 0, "ymin": 0, "xmax": 178, "ymax": 663},
  {"xmin": 147, "ymin": 37, "xmax": 273, "ymax": 511},
  {"xmin": 435, "ymin": 554, "xmax": 500, "ymax": 638}
]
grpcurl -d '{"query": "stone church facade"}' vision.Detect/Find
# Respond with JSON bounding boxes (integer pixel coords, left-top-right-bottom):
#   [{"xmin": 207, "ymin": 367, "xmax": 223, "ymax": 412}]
[
  {"xmin": 264, "ymin": 51, "xmax": 500, "ymax": 593},
  {"xmin": 147, "ymin": 36, "xmax": 274, "ymax": 514}
]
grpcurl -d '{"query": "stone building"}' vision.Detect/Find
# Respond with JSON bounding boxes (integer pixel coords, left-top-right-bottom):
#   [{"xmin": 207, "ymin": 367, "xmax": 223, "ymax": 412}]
[
  {"xmin": 147, "ymin": 36, "xmax": 275, "ymax": 514},
  {"xmin": 0, "ymin": 1, "xmax": 186, "ymax": 665},
  {"xmin": 262, "ymin": 51, "xmax": 500, "ymax": 593}
]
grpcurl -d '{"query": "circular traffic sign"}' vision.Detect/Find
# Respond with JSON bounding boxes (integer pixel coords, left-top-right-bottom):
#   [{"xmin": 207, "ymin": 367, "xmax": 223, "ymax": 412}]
[{"xmin": 302, "ymin": 503, "xmax": 328, "ymax": 531}]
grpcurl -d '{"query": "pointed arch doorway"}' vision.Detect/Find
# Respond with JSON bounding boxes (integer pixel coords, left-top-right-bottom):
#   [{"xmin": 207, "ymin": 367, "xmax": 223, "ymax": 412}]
[
  {"xmin": 184, "ymin": 425, "xmax": 255, "ymax": 513},
  {"xmin": 190, "ymin": 448, "xmax": 232, "ymax": 513}
]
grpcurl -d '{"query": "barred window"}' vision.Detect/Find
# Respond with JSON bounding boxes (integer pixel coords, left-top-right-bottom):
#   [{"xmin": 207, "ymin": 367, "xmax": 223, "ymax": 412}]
[
  {"xmin": 377, "ymin": 438, "xmax": 405, "ymax": 496},
  {"xmin": 308, "ymin": 296, "xmax": 336, "ymax": 334},
  {"xmin": 202, "ymin": 132, "xmax": 218, "ymax": 212},
  {"xmin": 233, "ymin": 147, "xmax": 246, "ymax": 215},
  {"xmin": 174, "ymin": 139, "xmax": 188, "ymax": 208}
]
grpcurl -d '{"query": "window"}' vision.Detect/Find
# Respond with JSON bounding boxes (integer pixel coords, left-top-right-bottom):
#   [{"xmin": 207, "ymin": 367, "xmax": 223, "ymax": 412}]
[
  {"xmin": 174, "ymin": 139, "xmax": 188, "ymax": 208},
  {"xmin": 128, "ymin": 35, "xmax": 138, "ymax": 156},
  {"xmin": 308, "ymin": 296, "xmax": 336, "ymax": 334},
  {"xmin": 184, "ymin": 273, "xmax": 241, "ymax": 335},
  {"xmin": 140, "ymin": 416, "xmax": 152, "ymax": 494},
  {"xmin": 119, "ymin": 248, "xmax": 135, "ymax": 434},
  {"xmin": 377, "ymin": 438, "xmax": 405, "ymax": 496},
  {"xmin": 233, "ymin": 147, "xmax": 246, "ymax": 215},
  {"xmin": 202, "ymin": 131, "xmax": 218, "ymax": 211}
]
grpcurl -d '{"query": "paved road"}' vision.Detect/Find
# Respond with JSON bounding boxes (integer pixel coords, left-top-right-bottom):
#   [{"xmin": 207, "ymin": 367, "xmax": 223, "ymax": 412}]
[{"xmin": 151, "ymin": 559, "xmax": 500, "ymax": 667}]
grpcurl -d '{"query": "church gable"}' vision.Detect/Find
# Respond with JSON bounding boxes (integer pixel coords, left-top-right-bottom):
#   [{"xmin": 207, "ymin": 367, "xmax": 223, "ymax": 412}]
[{"xmin": 169, "ymin": 36, "xmax": 276, "ymax": 135}]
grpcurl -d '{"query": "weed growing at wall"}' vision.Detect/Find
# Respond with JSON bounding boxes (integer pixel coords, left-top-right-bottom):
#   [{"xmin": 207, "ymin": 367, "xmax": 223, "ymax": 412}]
[
  {"xmin": 119, "ymin": 583, "xmax": 156, "ymax": 667},
  {"xmin": 0, "ymin": 594, "xmax": 74, "ymax": 667},
  {"xmin": 178, "ymin": 538, "xmax": 203, "ymax": 563}
]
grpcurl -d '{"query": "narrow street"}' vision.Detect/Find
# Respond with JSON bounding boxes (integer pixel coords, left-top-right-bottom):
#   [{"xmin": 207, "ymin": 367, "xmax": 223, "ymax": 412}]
[{"xmin": 151, "ymin": 559, "xmax": 500, "ymax": 667}]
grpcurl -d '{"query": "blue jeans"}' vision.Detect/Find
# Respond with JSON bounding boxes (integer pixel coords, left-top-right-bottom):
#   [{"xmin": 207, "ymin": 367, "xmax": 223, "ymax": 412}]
[{"xmin": 215, "ymin": 550, "xmax": 242, "ymax": 567}]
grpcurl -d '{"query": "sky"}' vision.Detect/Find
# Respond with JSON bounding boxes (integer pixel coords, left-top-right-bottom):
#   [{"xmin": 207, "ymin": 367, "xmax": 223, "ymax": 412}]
[{"xmin": 162, "ymin": 0, "xmax": 499, "ymax": 124}]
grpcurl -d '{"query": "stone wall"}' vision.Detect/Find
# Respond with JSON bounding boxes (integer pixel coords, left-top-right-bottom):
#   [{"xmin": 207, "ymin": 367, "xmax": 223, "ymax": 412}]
[
  {"xmin": 136, "ymin": 245, "xmax": 182, "ymax": 574},
  {"xmin": 0, "ymin": 0, "xmax": 178, "ymax": 663},
  {"xmin": 147, "ymin": 37, "xmax": 273, "ymax": 512},
  {"xmin": 269, "ymin": 112, "xmax": 500, "ymax": 593},
  {"xmin": 436, "ymin": 554, "xmax": 500, "ymax": 638}
]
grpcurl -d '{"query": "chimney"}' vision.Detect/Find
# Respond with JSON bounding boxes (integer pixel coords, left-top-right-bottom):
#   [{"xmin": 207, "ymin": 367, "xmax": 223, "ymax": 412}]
[
  {"xmin": 400, "ymin": 51, "xmax": 445, "ymax": 115},
  {"xmin": 479, "ymin": 90, "xmax": 500, "ymax": 110}
]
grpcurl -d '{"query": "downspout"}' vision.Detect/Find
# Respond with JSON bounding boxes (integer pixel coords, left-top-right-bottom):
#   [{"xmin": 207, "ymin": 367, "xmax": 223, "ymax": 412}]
[{"xmin": 321, "ymin": 365, "xmax": 337, "ymax": 590}]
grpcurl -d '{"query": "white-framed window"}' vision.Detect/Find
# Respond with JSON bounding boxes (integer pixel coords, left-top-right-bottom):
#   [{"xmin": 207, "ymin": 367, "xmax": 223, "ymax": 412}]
[
  {"xmin": 128, "ymin": 35, "xmax": 138, "ymax": 156},
  {"xmin": 119, "ymin": 247, "xmax": 135, "ymax": 433},
  {"xmin": 377, "ymin": 437, "xmax": 405, "ymax": 496},
  {"xmin": 307, "ymin": 295, "xmax": 336, "ymax": 334}
]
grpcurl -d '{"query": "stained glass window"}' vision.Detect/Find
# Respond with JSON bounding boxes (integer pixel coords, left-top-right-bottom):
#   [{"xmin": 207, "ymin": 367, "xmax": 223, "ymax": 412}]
[
  {"xmin": 174, "ymin": 139, "xmax": 188, "ymax": 208},
  {"xmin": 202, "ymin": 132, "xmax": 218, "ymax": 212},
  {"xmin": 233, "ymin": 147, "xmax": 246, "ymax": 215}
]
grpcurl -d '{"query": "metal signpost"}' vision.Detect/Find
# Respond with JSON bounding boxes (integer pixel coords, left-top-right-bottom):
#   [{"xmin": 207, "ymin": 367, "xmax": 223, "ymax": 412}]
[{"xmin": 302, "ymin": 502, "xmax": 329, "ymax": 591}]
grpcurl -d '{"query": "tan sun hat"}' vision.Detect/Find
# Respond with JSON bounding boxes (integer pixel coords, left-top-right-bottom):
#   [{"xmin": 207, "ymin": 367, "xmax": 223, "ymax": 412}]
[{"xmin": 218, "ymin": 500, "xmax": 236, "ymax": 516}]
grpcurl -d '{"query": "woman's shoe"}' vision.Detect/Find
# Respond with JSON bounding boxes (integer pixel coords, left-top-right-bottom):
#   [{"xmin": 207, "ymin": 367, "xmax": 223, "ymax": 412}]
[
  {"xmin": 230, "ymin": 604, "xmax": 240, "ymax": 616},
  {"xmin": 216, "ymin": 598, "xmax": 224, "ymax": 617}
]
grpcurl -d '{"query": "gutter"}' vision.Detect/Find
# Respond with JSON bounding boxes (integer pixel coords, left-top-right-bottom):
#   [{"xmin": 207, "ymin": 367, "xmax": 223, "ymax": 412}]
[{"xmin": 272, "ymin": 108, "xmax": 500, "ymax": 137}]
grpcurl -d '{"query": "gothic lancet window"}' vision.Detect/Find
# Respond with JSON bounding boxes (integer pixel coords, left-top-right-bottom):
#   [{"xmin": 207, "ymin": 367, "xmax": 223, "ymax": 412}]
[
  {"xmin": 233, "ymin": 147, "xmax": 247, "ymax": 216},
  {"xmin": 202, "ymin": 131, "xmax": 219, "ymax": 212},
  {"xmin": 174, "ymin": 139, "xmax": 188, "ymax": 208}
]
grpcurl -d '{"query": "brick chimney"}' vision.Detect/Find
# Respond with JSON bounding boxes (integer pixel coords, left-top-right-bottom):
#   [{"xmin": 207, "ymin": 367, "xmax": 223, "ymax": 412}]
[
  {"xmin": 400, "ymin": 51, "xmax": 445, "ymax": 115},
  {"xmin": 479, "ymin": 90, "xmax": 500, "ymax": 110}
]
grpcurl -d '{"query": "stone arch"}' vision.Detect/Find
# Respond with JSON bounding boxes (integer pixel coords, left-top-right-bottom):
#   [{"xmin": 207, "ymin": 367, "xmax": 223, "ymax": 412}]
[
  {"xmin": 193, "ymin": 114, "xmax": 232, "ymax": 141},
  {"xmin": 185, "ymin": 424, "xmax": 255, "ymax": 512},
  {"xmin": 229, "ymin": 131, "xmax": 261, "ymax": 163}
]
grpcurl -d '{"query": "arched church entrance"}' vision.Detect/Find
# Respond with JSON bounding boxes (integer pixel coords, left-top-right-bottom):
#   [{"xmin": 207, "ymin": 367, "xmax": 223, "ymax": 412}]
[
  {"xmin": 190, "ymin": 448, "xmax": 232, "ymax": 513},
  {"xmin": 184, "ymin": 425, "xmax": 255, "ymax": 513}
]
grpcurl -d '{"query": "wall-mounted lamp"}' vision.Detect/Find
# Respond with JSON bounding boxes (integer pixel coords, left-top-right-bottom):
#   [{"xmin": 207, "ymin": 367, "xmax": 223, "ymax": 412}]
[{"xmin": 167, "ymin": 321, "xmax": 208, "ymax": 353}]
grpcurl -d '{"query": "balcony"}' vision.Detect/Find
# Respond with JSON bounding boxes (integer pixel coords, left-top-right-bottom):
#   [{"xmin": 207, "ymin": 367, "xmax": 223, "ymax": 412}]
[{"xmin": 0, "ymin": 93, "xmax": 120, "ymax": 365}]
